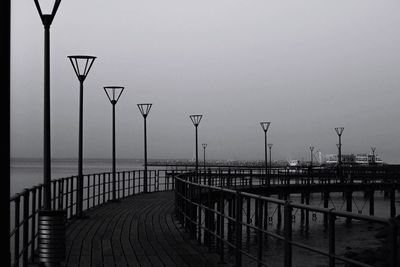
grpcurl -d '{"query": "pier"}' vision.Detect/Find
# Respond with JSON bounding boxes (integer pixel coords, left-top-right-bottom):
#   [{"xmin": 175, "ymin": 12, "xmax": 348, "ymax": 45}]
[{"xmin": 9, "ymin": 166, "xmax": 400, "ymax": 267}]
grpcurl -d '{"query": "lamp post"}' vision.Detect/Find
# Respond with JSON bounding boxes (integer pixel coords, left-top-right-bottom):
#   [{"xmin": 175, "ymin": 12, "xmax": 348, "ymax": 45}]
[
  {"xmin": 335, "ymin": 127, "xmax": 344, "ymax": 166},
  {"xmin": 104, "ymin": 86, "xmax": 124, "ymax": 202},
  {"xmin": 34, "ymin": 2, "xmax": 66, "ymax": 266},
  {"xmin": 310, "ymin": 146, "xmax": 314, "ymax": 168},
  {"xmin": 260, "ymin": 122, "xmax": 271, "ymax": 185},
  {"xmin": 190, "ymin": 115, "xmax": 203, "ymax": 175},
  {"xmin": 137, "ymin": 103, "xmax": 152, "ymax": 193},
  {"xmin": 268, "ymin": 143, "xmax": 273, "ymax": 170},
  {"xmin": 33, "ymin": 0, "xmax": 61, "ymax": 211},
  {"xmin": 68, "ymin": 55, "xmax": 96, "ymax": 217},
  {"xmin": 202, "ymin": 143, "xmax": 207, "ymax": 179},
  {"xmin": 371, "ymin": 147, "xmax": 376, "ymax": 165}
]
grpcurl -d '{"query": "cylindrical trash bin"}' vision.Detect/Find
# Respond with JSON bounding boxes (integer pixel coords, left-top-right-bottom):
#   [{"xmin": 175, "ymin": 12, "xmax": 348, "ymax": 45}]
[{"xmin": 38, "ymin": 210, "xmax": 66, "ymax": 266}]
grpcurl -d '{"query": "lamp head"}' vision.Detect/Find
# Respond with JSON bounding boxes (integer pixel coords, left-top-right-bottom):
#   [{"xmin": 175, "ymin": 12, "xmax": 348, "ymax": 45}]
[
  {"xmin": 104, "ymin": 86, "xmax": 124, "ymax": 105},
  {"xmin": 34, "ymin": 0, "xmax": 61, "ymax": 26},
  {"xmin": 335, "ymin": 127, "xmax": 344, "ymax": 136},
  {"xmin": 68, "ymin": 55, "xmax": 96, "ymax": 82},
  {"xmin": 137, "ymin": 103, "xmax": 153, "ymax": 118},
  {"xmin": 190, "ymin": 115, "xmax": 203, "ymax": 127},
  {"xmin": 260, "ymin": 121, "xmax": 271, "ymax": 132}
]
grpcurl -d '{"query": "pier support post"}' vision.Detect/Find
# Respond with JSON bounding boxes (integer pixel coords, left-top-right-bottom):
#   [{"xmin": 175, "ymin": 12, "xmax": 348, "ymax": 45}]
[
  {"xmin": 305, "ymin": 193, "xmax": 310, "ymax": 231},
  {"xmin": 369, "ymin": 190, "xmax": 375, "ymax": 216},
  {"xmin": 323, "ymin": 191, "xmax": 329, "ymax": 229},
  {"xmin": 346, "ymin": 191, "xmax": 352, "ymax": 224},
  {"xmin": 277, "ymin": 194, "xmax": 282, "ymax": 229},
  {"xmin": 300, "ymin": 193, "xmax": 305, "ymax": 226},
  {"xmin": 246, "ymin": 197, "xmax": 251, "ymax": 240},
  {"xmin": 284, "ymin": 202, "xmax": 293, "ymax": 267},
  {"xmin": 264, "ymin": 195, "xmax": 269, "ymax": 235},
  {"xmin": 390, "ymin": 189, "xmax": 396, "ymax": 218},
  {"xmin": 227, "ymin": 199, "xmax": 233, "ymax": 250}
]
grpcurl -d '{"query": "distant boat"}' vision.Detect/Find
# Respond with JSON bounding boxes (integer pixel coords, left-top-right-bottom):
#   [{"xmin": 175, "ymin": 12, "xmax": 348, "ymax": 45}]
[{"xmin": 288, "ymin": 159, "xmax": 300, "ymax": 167}]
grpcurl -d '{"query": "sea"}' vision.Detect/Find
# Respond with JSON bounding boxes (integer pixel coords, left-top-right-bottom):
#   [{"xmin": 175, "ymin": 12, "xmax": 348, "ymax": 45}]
[{"xmin": 10, "ymin": 158, "xmax": 145, "ymax": 196}]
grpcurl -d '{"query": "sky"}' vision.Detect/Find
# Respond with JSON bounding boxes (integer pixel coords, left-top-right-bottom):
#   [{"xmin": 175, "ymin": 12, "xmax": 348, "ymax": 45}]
[{"xmin": 11, "ymin": 0, "xmax": 400, "ymax": 163}]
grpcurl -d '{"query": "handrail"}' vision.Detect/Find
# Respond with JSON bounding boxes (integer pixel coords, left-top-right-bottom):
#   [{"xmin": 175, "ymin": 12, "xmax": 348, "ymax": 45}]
[
  {"xmin": 174, "ymin": 168, "xmax": 399, "ymax": 267},
  {"xmin": 9, "ymin": 168, "xmax": 178, "ymax": 267}
]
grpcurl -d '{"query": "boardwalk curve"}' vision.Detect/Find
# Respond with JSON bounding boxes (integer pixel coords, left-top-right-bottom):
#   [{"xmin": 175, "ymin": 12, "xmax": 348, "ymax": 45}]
[{"xmin": 65, "ymin": 191, "xmax": 225, "ymax": 267}]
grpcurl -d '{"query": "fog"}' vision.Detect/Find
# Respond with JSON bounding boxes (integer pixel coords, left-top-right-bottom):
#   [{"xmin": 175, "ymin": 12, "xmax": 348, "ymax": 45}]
[{"xmin": 11, "ymin": 0, "xmax": 400, "ymax": 163}]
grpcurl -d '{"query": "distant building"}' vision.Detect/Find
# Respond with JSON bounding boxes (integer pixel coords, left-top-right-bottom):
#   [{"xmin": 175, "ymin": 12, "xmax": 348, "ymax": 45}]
[{"xmin": 325, "ymin": 153, "xmax": 383, "ymax": 165}]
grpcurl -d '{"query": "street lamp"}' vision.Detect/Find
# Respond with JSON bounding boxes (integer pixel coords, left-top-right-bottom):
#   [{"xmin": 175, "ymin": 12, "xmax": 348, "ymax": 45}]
[
  {"xmin": 104, "ymin": 86, "xmax": 124, "ymax": 202},
  {"xmin": 371, "ymin": 147, "xmax": 376, "ymax": 165},
  {"xmin": 137, "ymin": 103, "xmax": 152, "ymax": 193},
  {"xmin": 33, "ymin": 0, "xmax": 62, "ymax": 211},
  {"xmin": 34, "ymin": 2, "xmax": 65, "ymax": 266},
  {"xmin": 68, "ymin": 55, "xmax": 96, "ymax": 218},
  {"xmin": 190, "ymin": 115, "xmax": 203, "ymax": 174},
  {"xmin": 335, "ymin": 127, "xmax": 344, "ymax": 166},
  {"xmin": 202, "ymin": 143, "xmax": 207, "ymax": 179},
  {"xmin": 260, "ymin": 122, "xmax": 271, "ymax": 185},
  {"xmin": 310, "ymin": 146, "xmax": 314, "ymax": 167}
]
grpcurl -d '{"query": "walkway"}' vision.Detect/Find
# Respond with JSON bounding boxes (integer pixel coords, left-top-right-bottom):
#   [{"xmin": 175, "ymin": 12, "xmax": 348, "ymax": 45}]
[{"xmin": 65, "ymin": 191, "xmax": 225, "ymax": 267}]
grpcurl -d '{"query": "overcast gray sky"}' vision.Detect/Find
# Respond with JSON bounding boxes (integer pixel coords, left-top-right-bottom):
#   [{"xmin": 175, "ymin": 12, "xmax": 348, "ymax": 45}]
[{"xmin": 11, "ymin": 0, "xmax": 400, "ymax": 163}]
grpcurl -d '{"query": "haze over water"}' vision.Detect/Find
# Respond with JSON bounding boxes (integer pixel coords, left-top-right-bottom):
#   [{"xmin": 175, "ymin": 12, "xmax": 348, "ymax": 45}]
[{"xmin": 11, "ymin": 0, "xmax": 400, "ymax": 164}]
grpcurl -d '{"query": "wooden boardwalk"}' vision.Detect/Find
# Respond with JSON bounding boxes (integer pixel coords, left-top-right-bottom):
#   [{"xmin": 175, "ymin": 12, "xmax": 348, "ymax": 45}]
[{"xmin": 65, "ymin": 191, "xmax": 226, "ymax": 267}]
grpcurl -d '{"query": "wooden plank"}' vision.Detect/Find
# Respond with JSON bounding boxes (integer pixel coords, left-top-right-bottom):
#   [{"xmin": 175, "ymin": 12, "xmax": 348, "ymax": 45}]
[{"xmin": 63, "ymin": 191, "xmax": 225, "ymax": 267}]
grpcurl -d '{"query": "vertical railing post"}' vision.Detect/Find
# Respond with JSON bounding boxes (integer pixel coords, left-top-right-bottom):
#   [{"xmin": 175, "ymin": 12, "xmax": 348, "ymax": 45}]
[
  {"xmin": 65, "ymin": 179, "xmax": 69, "ymax": 218},
  {"xmin": 70, "ymin": 177, "xmax": 74, "ymax": 216},
  {"xmin": 92, "ymin": 175, "xmax": 96, "ymax": 208},
  {"xmin": 128, "ymin": 172, "xmax": 132, "ymax": 196},
  {"xmin": 389, "ymin": 219, "xmax": 398, "ymax": 267},
  {"xmin": 102, "ymin": 173, "xmax": 106, "ymax": 204},
  {"xmin": 284, "ymin": 201, "xmax": 293, "ymax": 267},
  {"xmin": 328, "ymin": 210, "xmax": 336, "ymax": 267},
  {"xmin": 256, "ymin": 198, "xmax": 263, "ymax": 267},
  {"xmin": 122, "ymin": 172, "xmax": 126, "ymax": 198},
  {"xmin": 190, "ymin": 182, "xmax": 196, "ymax": 238},
  {"xmin": 133, "ymin": 171, "xmax": 136, "ymax": 195},
  {"xmin": 57, "ymin": 179, "xmax": 62, "ymax": 210},
  {"xmin": 52, "ymin": 181, "xmax": 56, "ymax": 210},
  {"xmin": 219, "ymin": 191, "xmax": 225, "ymax": 264},
  {"xmin": 197, "ymin": 184, "xmax": 202, "ymax": 244},
  {"xmin": 38, "ymin": 185, "xmax": 43, "ymax": 210},
  {"xmin": 14, "ymin": 195, "xmax": 20, "ymax": 267},
  {"xmin": 23, "ymin": 189, "xmax": 29, "ymax": 267},
  {"xmin": 206, "ymin": 186, "xmax": 213, "ymax": 250},
  {"xmin": 235, "ymin": 191, "xmax": 243, "ymax": 267},
  {"xmin": 60, "ymin": 178, "xmax": 64, "ymax": 210},
  {"xmin": 31, "ymin": 188, "xmax": 37, "ymax": 263}
]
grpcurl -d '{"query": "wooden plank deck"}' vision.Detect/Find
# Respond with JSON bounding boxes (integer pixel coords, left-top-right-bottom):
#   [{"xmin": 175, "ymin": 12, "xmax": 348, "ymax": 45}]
[{"xmin": 64, "ymin": 191, "xmax": 227, "ymax": 267}]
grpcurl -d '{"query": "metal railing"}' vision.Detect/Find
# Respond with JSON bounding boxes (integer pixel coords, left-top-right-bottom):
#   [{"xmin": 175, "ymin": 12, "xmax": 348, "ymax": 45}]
[
  {"xmin": 9, "ymin": 168, "xmax": 184, "ymax": 267},
  {"xmin": 174, "ymin": 171, "xmax": 399, "ymax": 267}
]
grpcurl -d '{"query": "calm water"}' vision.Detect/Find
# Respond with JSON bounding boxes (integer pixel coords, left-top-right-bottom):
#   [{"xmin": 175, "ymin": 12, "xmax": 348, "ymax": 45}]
[{"xmin": 10, "ymin": 158, "xmax": 145, "ymax": 196}]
